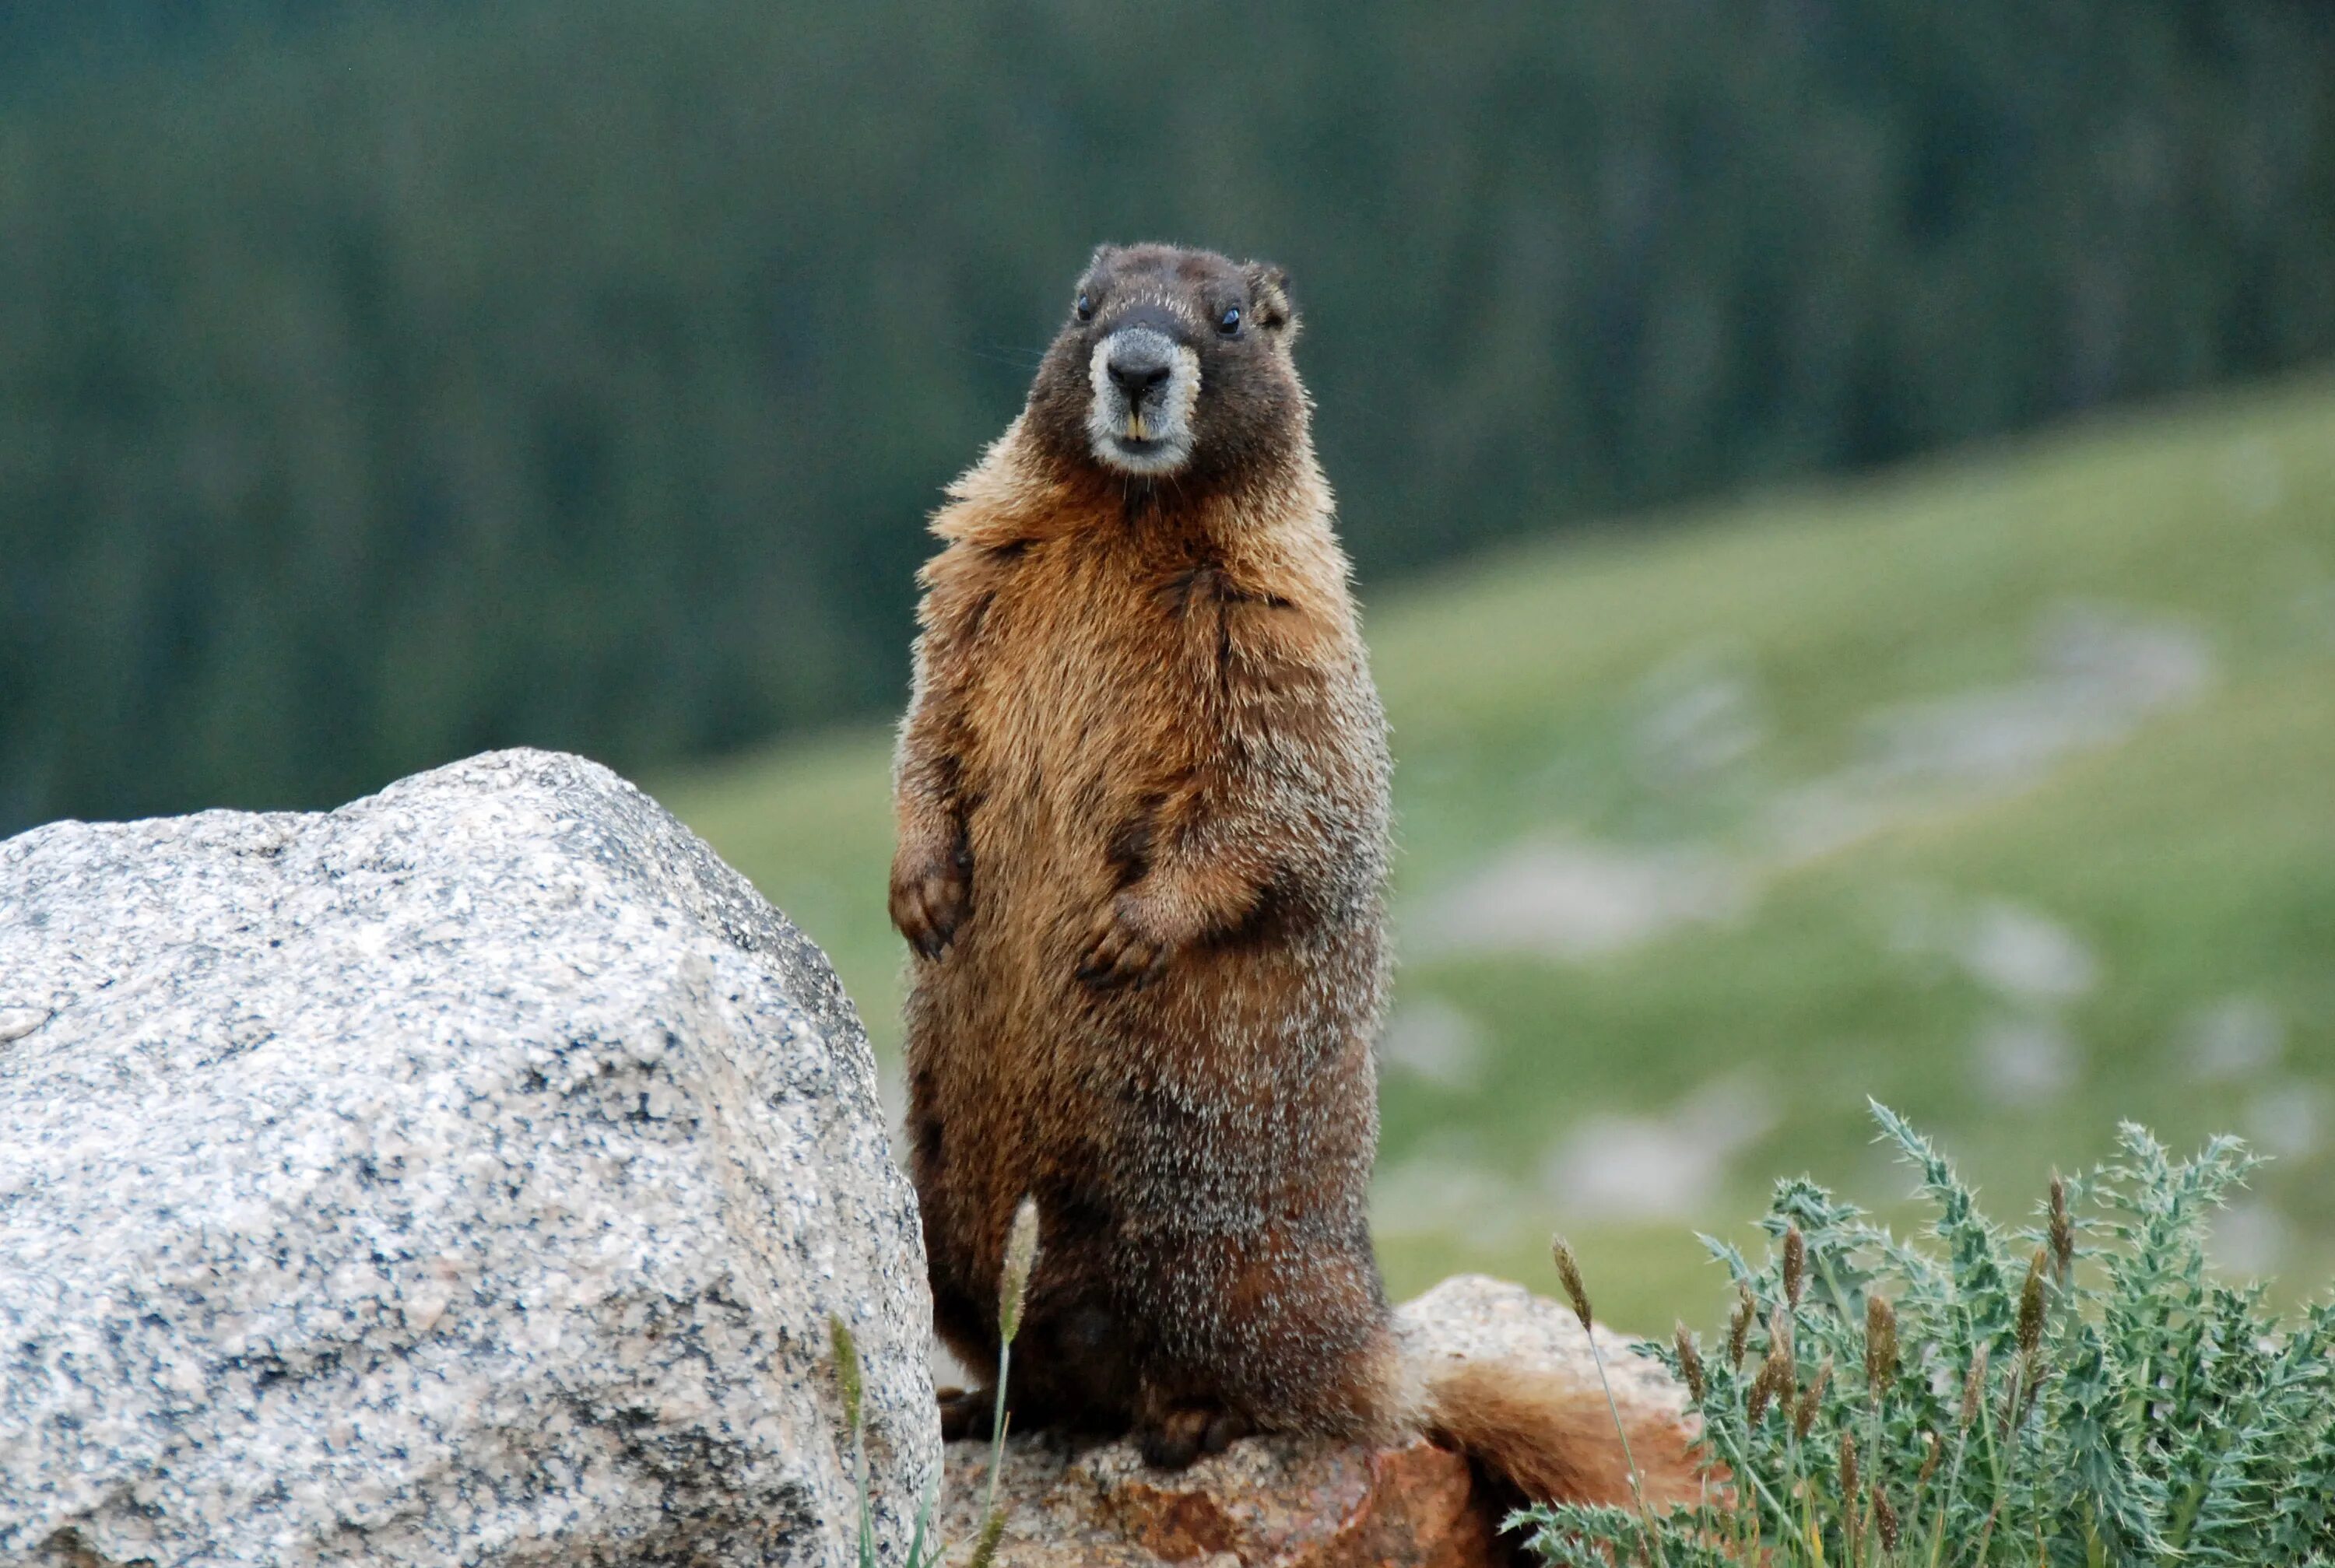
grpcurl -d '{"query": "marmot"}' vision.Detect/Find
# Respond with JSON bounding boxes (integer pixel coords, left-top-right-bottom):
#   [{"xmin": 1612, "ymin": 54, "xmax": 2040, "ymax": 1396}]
[{"xmin": 890, "ymin": 243, "xmax": 1698, "ymax": 1505}]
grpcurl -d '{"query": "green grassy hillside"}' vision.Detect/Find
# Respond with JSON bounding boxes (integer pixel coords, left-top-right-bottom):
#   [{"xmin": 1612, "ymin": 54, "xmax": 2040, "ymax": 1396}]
[{"xmin": 659, "ymin": 375, "xmax": 2335, "ymax": 1332}]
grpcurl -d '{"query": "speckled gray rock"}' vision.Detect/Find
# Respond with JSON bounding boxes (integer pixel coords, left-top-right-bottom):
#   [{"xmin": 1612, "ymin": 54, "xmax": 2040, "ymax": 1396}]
[{"xmin": 0, "ymin": 749, "xmax": 939, "ymax": 1567}]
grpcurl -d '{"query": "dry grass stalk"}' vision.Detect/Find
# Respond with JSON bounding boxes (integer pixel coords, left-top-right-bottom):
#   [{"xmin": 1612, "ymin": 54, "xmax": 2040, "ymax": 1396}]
[
  {"xmin": 1796, "ymin": 1356, "xmax": 1832, "ymax": 1441},
  {"xmin": 1745, "ymin": 1361, "xmax": 1775, "ymax": 1427},
  {"xmin": 2017, "ymin": 1246, "xmax": 2048, "ymax": 1361},
  {"xmin": 1958, "ymin": 1342, "xmax": 1989, "ymax": 1431},
  {"xmin": 1674, "ymin": 1321, "xmax": 1707, "ymax": 1405},
  {"xmin": 999, "ymin": 1197, "xmax": 1040, "ymax": 1345},
  {"xmin": 1873, "ymin": 1485, "xmax": 1900, "ymax": 1552},
  {"xmin": 1728, "ymin": 1283, "xmax": 1756, "ymax": 1370},
  {"xmin": 2048, "ymin": 1172, "xmax": 2074, "ymax": 1284},
  {"xmin": 1550, "ymin": 1235, "xmax": 1595, "ymax": 1335},
  {"xmin": 1863, "ymin": 1293, "xmax": 1898, "ymax": 1394},
  {"xmin": 1547, "ymin": 1236, "xmax": 1670, "ymax": 1568}
]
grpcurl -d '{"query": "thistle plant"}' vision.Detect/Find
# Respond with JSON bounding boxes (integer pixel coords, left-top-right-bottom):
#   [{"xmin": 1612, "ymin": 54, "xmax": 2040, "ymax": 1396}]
[
  {"xmin": 837, "ymin": 1193, "xmax": 1043, "ymax": 1567},
  {"xmin": 1512, "ymin": 1102, "xmax": 2335, "ymax": 1567}
]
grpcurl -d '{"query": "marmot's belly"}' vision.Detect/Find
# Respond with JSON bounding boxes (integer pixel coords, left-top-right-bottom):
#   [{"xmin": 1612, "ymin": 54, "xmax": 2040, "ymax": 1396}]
[
  {"xmin": 909, "ymin": 654, "xmax": 1385, "ymax": 1284},
  {"xmin": 909, "ymin": 872, "xmax": 1383, "ymax": 1180}
]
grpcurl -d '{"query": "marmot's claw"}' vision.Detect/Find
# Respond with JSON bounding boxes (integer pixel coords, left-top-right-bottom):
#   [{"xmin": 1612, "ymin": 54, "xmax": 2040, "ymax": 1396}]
[
  {"xmin": 1076, "ymin": 902, "xmax": 1168, "ymax": 990},
  {"xmin": 890, "ymin": 852, "xmax": 971, "ymax": 959}
]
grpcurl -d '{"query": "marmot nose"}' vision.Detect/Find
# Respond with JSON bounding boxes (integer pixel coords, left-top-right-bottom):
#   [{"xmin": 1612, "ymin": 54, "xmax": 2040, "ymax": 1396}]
[{"xmin": 1106, "ymin": 343, "xmax": 1174, "ymax": 399}]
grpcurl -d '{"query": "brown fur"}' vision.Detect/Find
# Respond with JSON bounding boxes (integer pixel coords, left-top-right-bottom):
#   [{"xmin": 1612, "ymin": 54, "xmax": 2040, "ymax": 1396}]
[
  {"xmin": 892, "ymin": 243, "xmax": 1702, "ymax": 1506},
  {"xmin": 1426, "ymin": 1363, "xmax": 1705, "ymax": 1508}
]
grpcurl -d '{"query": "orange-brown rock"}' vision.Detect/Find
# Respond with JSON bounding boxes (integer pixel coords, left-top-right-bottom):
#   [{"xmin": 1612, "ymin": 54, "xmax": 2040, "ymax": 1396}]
[
  {"xmin": 929, "ymin": 1275, "xmax": 1704, "ymax": 1566},
  {"xmin": 935, "ymin": 1430, "xmax": 1497, "ymax": 1567}
]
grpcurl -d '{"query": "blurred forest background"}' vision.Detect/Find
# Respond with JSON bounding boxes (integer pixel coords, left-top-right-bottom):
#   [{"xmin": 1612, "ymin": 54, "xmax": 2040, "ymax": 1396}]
[
  {"xmin": 5, "ymin": 1, "xmax": 2334, "ymax": 1328},
  {"xmin": 6, "ymin": 0, "xmax": 2334, "ymax": 833}
]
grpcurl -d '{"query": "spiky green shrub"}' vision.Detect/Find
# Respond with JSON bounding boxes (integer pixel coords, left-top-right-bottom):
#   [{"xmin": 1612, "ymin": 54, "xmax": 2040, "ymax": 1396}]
[{"xmin": 1514, "ymin": 1102, "xmax": 2335, "ymax": 1567}]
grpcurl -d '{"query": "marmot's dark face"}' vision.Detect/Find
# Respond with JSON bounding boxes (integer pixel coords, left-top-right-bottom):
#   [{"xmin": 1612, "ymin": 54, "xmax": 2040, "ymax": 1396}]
[{"xmin": 1025, "ymin": 244, "xmax": 1304, "ymax": 489}]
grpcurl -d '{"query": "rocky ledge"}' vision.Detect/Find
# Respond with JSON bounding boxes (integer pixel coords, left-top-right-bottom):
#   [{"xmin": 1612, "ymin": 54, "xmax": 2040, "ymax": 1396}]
[
  {"xmin": 0, "ymin": 749, "xmax": 1695, "ymax": 1567},
  {"xmin": 936, "ymin": 1275, "xmax": 1694, "ymax": 1567}
]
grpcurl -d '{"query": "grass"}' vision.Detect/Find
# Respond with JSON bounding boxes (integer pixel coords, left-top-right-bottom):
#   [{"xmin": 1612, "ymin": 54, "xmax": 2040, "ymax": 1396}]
[
  {"xmin": 658, "ymin": 371, "xmax": 2335, "ymax": 1335},
  {"xmin": 830, "ymin": 1195, "xmax": 1039, "ymax": 1566}
]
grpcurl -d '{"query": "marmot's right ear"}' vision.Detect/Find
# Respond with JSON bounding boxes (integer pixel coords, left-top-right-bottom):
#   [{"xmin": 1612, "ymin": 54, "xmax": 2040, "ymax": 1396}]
[{"xmin": 1243, "ymin": 261, "xmax": 1296, "ymax": 334}]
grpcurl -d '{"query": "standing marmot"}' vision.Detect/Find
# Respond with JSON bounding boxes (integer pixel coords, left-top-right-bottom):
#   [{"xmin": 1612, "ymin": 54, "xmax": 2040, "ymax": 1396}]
[{"xmin": 891, "ymin": 243, "xmax": 1696, "ymax": 1503}]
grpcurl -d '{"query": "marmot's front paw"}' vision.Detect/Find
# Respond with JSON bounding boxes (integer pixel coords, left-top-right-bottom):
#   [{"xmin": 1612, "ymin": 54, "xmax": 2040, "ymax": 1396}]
[
  {"xmin": 1076, "ymin": 891, "xmax": 1175, "ymax": 990},
  {"xmin": 890, "ymin": 837, "xmax": 971, "ymax": 958}
]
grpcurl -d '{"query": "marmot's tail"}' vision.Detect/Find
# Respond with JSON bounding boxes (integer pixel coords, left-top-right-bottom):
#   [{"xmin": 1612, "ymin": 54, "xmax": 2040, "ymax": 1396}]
[{"xmin": 1420, "ymin": 1359, "xmax": 1708, "ymax": 1507}]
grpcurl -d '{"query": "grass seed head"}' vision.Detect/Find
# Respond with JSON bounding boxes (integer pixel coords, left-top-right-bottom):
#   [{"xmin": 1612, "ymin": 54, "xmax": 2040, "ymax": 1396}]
[
  {"xmin": 2049, "ymin": 1170, "xmax": 2074, "ymax": 1282},
  {"xmin": 966, "ymin": 1507, "xmax": 1007, "ymax": 1568},
  {"xmin": 1751, "ymin": 1318, "xmax": 1795, "ymax": 1427},
  {"xmin": 827, "ymin": 1315, "xmax": 863, "ymax": 1438},
  {"xmin": 1873, "ymin": 1484, "xmax": 1901, "ymax": 1552},
  {"xmin": 1550, "ymin": 1235, "xmax": 1595, "ymax": 1334},
  {"xmin": 1959, "ymin": 1342, "xmax": 1989, "ymax": 1430},
  {"xmin": 1727, "ymin": 1282, "xmax": 1755, "ymax": 1370},
  {"xmin": 1838, "ymin": 1425, "xmax": 1859, "ymax": 1500},
  {"xmin": 1782, "ymin": 1223, "xmax": 1807, "ymax": 1310},
  {"xmin": 1918, "ymin": 1429, "xmax": 1942, "ymax": 1486},
  {"xmin": 2017, "ymin": 1245, "xmax": 2049, "ymax": 1359},
  {"xmin": 1864, "ymin": 1292, "xmax": 1899, "ymax": 1394},
  {"xmin": 998, "ymin": 1196, "xmax": 1041, "ymax": 1346},
  {"xmin": 1673, "ymin": 1321, "xmax": 1707, "ymax": 1405},
  {"xmin": 1746, "ymin": 1356, "xmax": 1778, "ymax": 1426},
  {"xmin": 1796, "ymin": 1354, "xmax": 1832, "ymax": 1440},
  {"xmin": 1766, "ymin": 1313, "xmax": 1796, "ymax": 1379}
]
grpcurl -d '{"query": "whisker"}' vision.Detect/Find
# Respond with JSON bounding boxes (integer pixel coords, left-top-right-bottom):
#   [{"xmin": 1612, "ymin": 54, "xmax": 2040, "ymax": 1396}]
[{"xmin": 960, "ymin": 342, "xmax": 1051, "ymax": 370}]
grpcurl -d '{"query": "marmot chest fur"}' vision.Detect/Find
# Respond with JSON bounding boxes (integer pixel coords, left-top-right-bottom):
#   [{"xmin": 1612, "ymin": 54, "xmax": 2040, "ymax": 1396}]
[{"xmin": 890, "ymin": 243, "xmax": 1698, "ymax": 1503}]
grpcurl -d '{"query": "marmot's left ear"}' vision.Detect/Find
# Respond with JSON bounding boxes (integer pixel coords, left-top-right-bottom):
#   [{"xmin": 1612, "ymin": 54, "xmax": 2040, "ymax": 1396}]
[{"xmin": 1243, "ymin": 261, "xmax": 1297, "ymax": 335}]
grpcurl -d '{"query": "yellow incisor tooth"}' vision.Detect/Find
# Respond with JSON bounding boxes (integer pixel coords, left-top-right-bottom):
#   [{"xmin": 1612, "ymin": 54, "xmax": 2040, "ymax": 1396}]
[{"xmin": 1126, "ymin": 411, "xmax": 1147, "ymax": 442}]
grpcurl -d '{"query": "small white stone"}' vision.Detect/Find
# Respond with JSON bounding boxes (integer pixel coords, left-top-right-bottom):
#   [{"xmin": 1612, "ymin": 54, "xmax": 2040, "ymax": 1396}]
[
  {"xmin": 1538, "ymin": 1072, "xmax": 1777, "ymax": 1222},
  {"xmin": 1973, "ymin": 1015, "xmax": 2080, "ymax": 1103},
  {"xmin": 2184, "ymin": 996, "xmax": 2285, "ymax": 1081},
  {"xmin": 1375, "ymin": 997, "xmax": 1486, "ymax": 1091},
  {"xmin": 2210, "ymin": 1198, "xmax": 2291, "ymax": 1278},
  {"xmin": 2246, "ymin": 1081, "xmax": 2327, "ymax": 1159},
  {"xmin": 1958, "ymin": 901, "xmax": 2098, "ymax": 1002}
]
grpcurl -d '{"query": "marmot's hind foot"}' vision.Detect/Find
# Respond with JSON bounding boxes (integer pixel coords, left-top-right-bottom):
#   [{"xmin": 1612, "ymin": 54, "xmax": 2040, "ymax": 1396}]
[
  {"xmin": 1137, "ymin": 1405, "xmax": 1252, "ymax": 1469},
  {"xmin": 936, "ymin": 1385, "xmax": 995, "ymax": 1441}
]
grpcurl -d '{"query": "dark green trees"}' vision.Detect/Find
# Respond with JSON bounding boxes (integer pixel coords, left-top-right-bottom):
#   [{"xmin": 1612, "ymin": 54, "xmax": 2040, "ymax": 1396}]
[{"xmin": 5, "ymin": 1, "xmax": 2330, "ymax": 830}]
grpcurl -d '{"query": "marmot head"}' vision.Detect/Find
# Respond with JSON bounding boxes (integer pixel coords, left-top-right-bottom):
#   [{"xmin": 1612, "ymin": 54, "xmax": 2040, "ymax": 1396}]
[{"xmin": 1024, "ymin": 243, "xmax": 1304, "ymax": 492}]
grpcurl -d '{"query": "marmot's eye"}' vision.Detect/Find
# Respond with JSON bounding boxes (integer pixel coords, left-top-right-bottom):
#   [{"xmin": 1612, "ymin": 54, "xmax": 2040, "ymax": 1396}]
[
  {"xmin": 1075, "ymin": 293, "xmax": 1094, "ymax": 322},
  {"xmin": 1217, "ymin": 306, "xmax": 1242, "ymax": 336}
]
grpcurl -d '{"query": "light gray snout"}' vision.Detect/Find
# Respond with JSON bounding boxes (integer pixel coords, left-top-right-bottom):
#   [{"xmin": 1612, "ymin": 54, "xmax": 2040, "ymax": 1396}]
[
  {"xmin": 1085, "ymin": 324, "xmax": 1201, "ymax": 475},
  {"xmin": 1104, "ymin": 330, "xmax": 1176, "ymax": 402}
]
